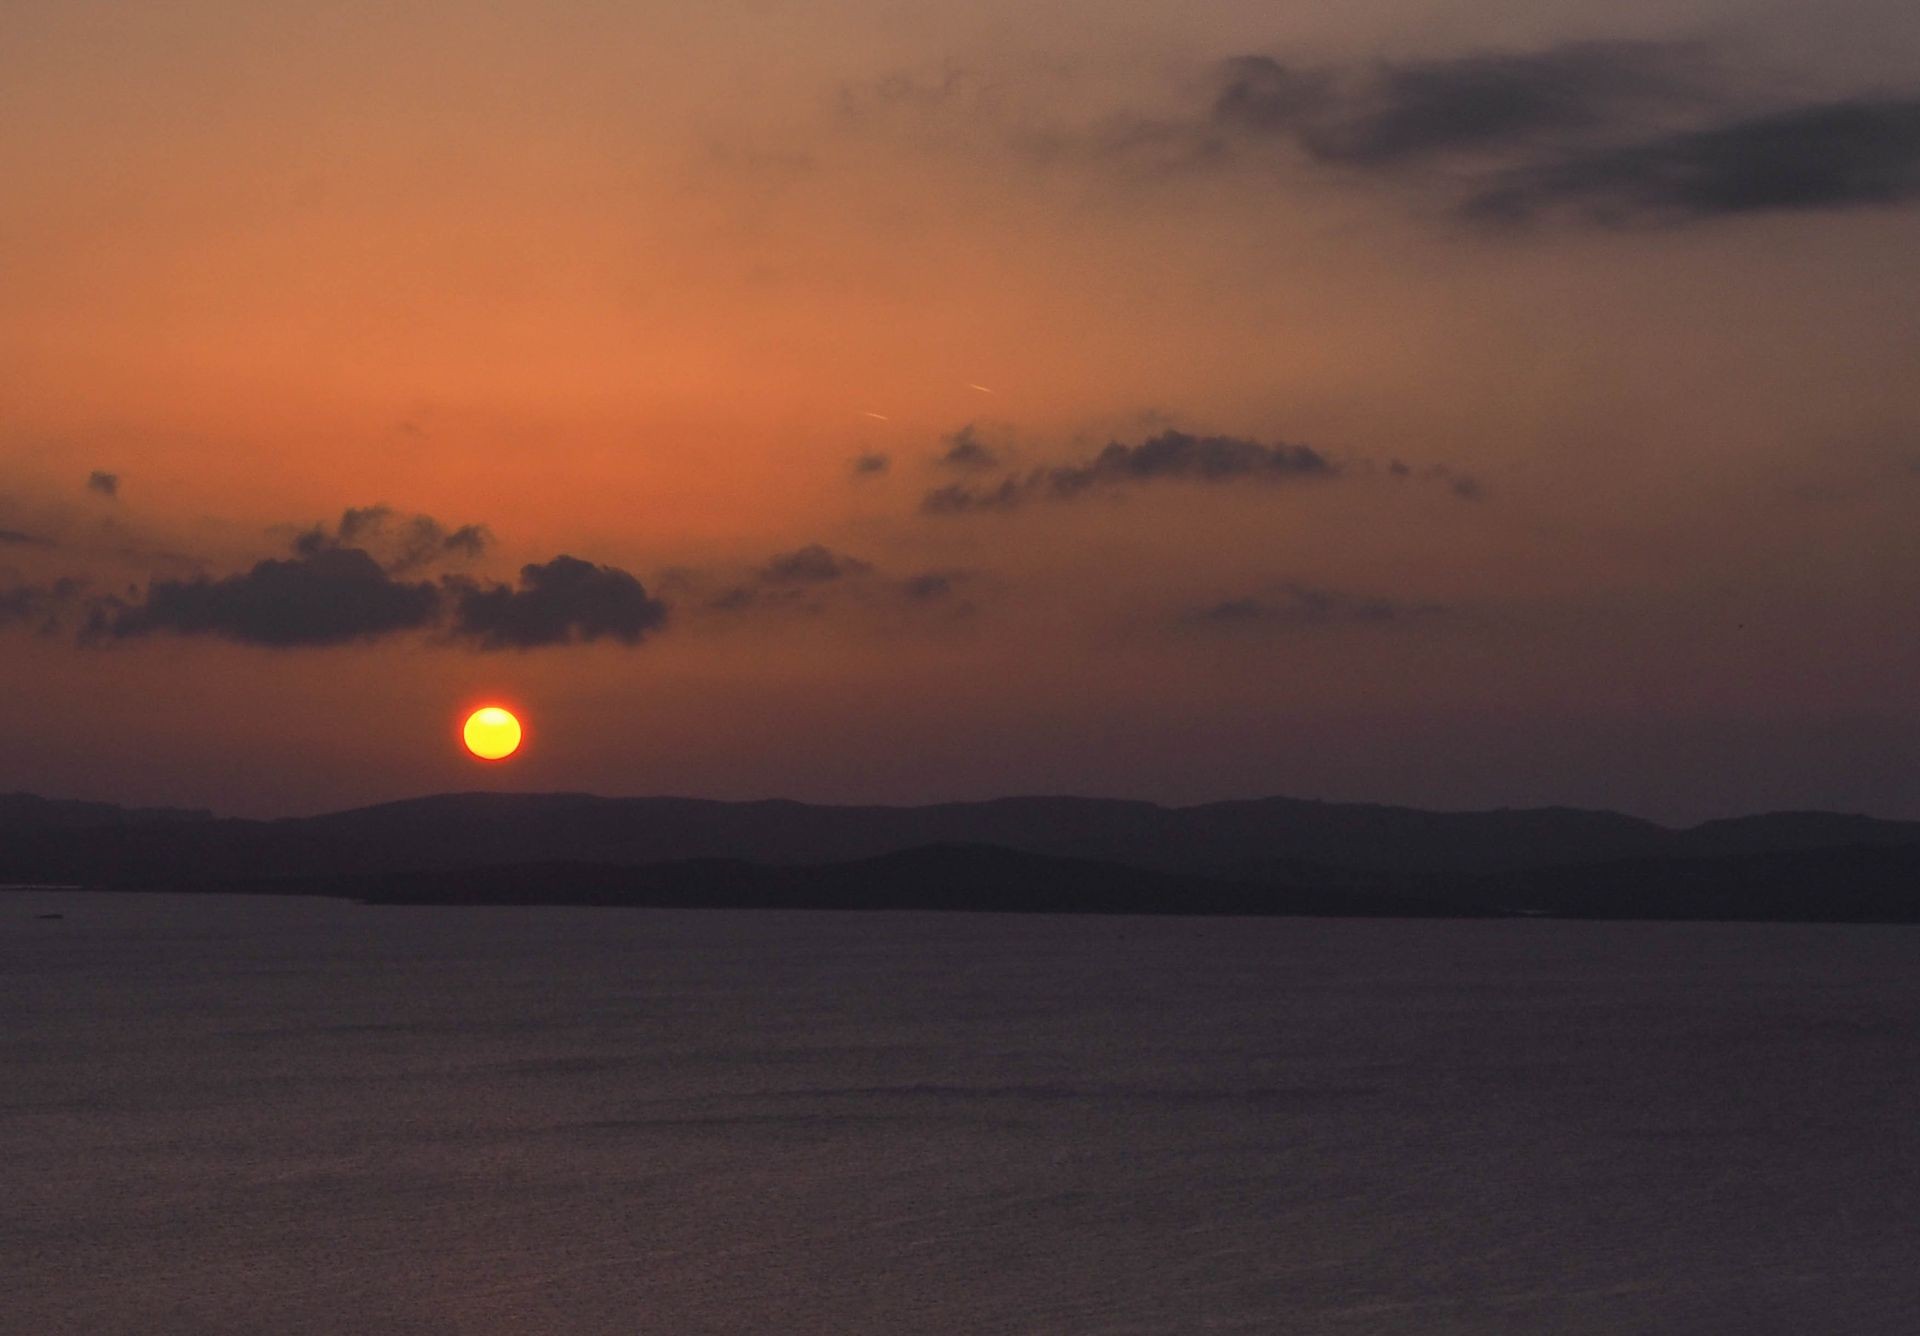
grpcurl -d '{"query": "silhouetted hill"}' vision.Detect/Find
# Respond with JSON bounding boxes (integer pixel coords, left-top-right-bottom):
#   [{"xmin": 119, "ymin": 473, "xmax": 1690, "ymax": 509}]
[
  {"xmin": 1460, "ymin": 842, "xmax": 1920, "ymax": 922},
  {"xmin": 202, "ymin": 843, "xmax": 1485, "ymax": 917},
  {"xmin": 1673, "ymin": 811, "xmax": 1920, "ymax": 859},
  {"xmin": 0, "ymin": 793, "xmax": 212, "ymax": 833},
  {"xmin": 4, "ymin": 791, "xmax": 1918, "ymax": 921}
]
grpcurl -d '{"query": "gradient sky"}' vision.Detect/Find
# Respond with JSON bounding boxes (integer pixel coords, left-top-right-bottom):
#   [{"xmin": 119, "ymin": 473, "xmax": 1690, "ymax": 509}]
[{"xmin": 4, "ymin": 0, "xmax": 1920, "ymax": 820}]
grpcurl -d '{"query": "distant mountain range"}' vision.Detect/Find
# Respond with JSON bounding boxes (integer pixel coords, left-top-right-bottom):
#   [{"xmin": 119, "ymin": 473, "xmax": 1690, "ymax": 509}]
[{"xmin": 5, "ymin": 790, "xmax": 1919, "ymax": 922}]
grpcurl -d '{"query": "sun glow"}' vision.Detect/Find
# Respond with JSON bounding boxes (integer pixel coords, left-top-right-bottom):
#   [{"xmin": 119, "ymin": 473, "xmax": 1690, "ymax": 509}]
[{"xmin": 462, "ymin": 706, "xmax": 523, "ymax": 761}]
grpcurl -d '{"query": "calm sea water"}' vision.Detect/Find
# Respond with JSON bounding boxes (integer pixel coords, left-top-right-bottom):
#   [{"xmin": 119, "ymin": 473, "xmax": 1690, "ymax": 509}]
[{"xmin": 4, "ymin": 891, "xmax": 1918, "ymax": 1334}]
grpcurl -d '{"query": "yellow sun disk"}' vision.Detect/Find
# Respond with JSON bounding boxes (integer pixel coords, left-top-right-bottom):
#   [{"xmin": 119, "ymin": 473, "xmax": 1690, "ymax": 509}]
[{"xmin": 462, "ymin": 706, "xmax": 523, "ymax": 761}]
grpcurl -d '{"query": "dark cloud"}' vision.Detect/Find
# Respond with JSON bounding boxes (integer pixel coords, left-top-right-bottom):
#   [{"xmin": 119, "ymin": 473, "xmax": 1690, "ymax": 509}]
[
  {"xmin": 0, "ymin": 578, "xmax": 82, "ymax": 631},
  {"xmin": 760, "ymin": 544, "xmax": 873, "ymax": 584},
  {"xmin": 297, "ymin": 505, "xmax": 492, "ymax": 573},
  {"xmin": 1215, "ymin": 43, "xmax": 1693, "ymax": 167},
  {"xmin": 0, "ymin": 528, "xmax": 56, "ymax": 549},
  {"xmin": 921, "ymin": 477, "xmax": 1027, "ymax": 515},
  {"xmin": 706, "ymin": 585, "xmax": 759, "ymax": 613},
  {"xmin": 851, "ymin": 451, "xmax": 891, "ymax": 476},
  {"xmin": 441, "ymin": 524, "xmax": 490, "ymax": 559},
  {"xmin": 1056, "ymin": 430, "xmax": 1334, "ymax": 487},
  {"xmin": 899, "ymin": 571, "xmax": 961, "ymax": 602},
  {"xmin": 86, "ymin": 471, "xmax": 120, "ymax": 499},
  {"xmin": 1389, "ymin": 459, "xmax": 1485, "ymax": 500},
  {"xmin": 937, "ymin": 424, "xmax": 1001, "ymax": 471},
  {"xmin": 447, "ymin": 556, "xmax": 668, "ymax": 649},
  {"xmin": 701, "ymin": 545, "xmax": 977, "ymax": 619},
  {"xmin": 97, "ymin": 548, "xmax": 443, "ymax": 647},
  {"xmin": 77, "ymin": 513, "xmax": 661, "ymax": 651},
  {"xmin": 1184, "ymin": 583, "xmax": 1446, "ymax": 631},
  {"xmin": 707, "ymin": 545, "xmax": 874, "ymax": 612},
  {"xmin": 1466, "ymin": 98, "xmax": 1920, "ymax": 224},
  {"xmin": 1211, "ymin": 57, "xmax": 1334, "ymax": 137},
  {"xmin": 834, "ymin": 43, "xmax": 1920, "ymax": 231},
  {"xmin": 921, "ymin": 429, "xmax": 1336, "ymax": 514},
  {"xmin": 1201, "ymin": 44, "xmax": 1920, "ymax": 227}
]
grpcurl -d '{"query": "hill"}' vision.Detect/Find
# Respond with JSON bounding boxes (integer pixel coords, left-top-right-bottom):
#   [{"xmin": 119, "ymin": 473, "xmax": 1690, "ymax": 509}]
[{"xmin": 5, "ymin": 790, "xmax": 1918, "ymax": 922}]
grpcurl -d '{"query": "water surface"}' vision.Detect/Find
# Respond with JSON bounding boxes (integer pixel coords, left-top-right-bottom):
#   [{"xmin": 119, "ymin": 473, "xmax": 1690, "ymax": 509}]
[{"xmin": 5, "ymin": 892, "xmax": 1918, "ymax": 1333}]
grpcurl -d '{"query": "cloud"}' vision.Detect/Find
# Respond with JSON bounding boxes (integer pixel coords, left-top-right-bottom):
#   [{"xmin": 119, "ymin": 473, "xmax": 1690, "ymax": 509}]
[
  {"xmin": 825, "ymin": 43, "xmax": 1920, "ymax": 230},
  {"xmin": 1466, "ymin": 98, "xmax": 1920, "ymax": 224},
  {"xmin": 1056, "ymin": 430, "xmax": 1335, "ymax": 486},
  {"xmin": 701, "ymin": 544, "xmax": 978, "ymax": 619},
  {"xmin": 899, "ymin": 571, "xmax": 963, "ymax": 602},
  {"xmin": 0, "ymin": 528, "xmax": 56, "ymax": 549},
  {"xmin": 446, "ymin": 556, "xmax": 668, "ymax": 649},
  {"xmin": 851, "ymin": 452, "xmax": 891, "ymax": 476},
  {"xmin": 921, "ymin": 477, "xmax": 1027, "ymax": 515},
  {"xmin": 706, "ymin": 544, "xmax": 874, "ymax": 611},
  {"xmin": 76, "ymin": 516, "xmax": 663, "ymax": 652},
  {"xmin": 86, "ymin": 471, "xmax": 120, "ymax": 499},
  {"xmin": 937, "ymin": 424, "xmax": 1001, "ymax": 471},
  {"xmin": 761, "ymin": 544, "xmax": 873, "ymax": 584},
  {"xmin": 1214, "ymin": 43, "xmax": 1695, "ymax": 167},
  {"xmin": 0, "ymin": 579, "xmax": 82, "ymax": 631},
  {"xmin": 1183, "ymin": 583, "xmax": 1447, "ymax": 631},
  {"xmin": 296, "ymin": 505, "xmax": 492, "ymax": 573},
  {"xmin": 96, "ymin": 547, "xmax": 443, "ymax": 647},
  {"xmin": 1197, "ymin": 43, "xmax": 1920, "ymax": 227},
  {"xmin": 1389, "ymin": 459, "xmax": 1485, "ymax": 500},
  {"xmin": 921, "ymin": 429, "xmax": 1337, "ymax": 513}
]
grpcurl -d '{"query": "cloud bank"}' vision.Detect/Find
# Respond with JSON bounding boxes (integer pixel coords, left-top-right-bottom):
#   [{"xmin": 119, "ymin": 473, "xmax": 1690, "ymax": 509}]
[
  {"xmin": 78, "ymin": 507, "xmax": 665, "ymax": 651},
  {"xmin": 1203, "ymin": 43, "xmax": 1920, "ymax": 226}
]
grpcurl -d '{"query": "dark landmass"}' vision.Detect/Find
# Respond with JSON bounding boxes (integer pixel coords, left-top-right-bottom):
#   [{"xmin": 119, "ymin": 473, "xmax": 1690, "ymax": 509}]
[
  {"xmin": 0, "ymin": 792, "xmax": 213, "ymax": 832},
  {"xmin": 220, "ymin": 844, "xmax": 1485, "ymax": 919},
  {"xmin": 3, "ymin": 790, "xmax": 1917, "ymax": 922}
]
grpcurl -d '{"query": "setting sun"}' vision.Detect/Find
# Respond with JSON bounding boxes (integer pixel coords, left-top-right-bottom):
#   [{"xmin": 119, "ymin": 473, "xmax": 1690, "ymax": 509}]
[{"xmin": 462, "ymin": 706, "xmax": 523, "ymax": 761}]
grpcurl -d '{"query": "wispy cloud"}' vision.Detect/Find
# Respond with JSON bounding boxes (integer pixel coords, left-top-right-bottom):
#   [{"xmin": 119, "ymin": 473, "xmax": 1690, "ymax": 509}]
[
  {"xmin": 921, "ymin": 429, "xmax": 1338, "ymax": 514},
  {"xmin": 1181, "ymin": 583, "xmax": 1448, "ymax": 631}
]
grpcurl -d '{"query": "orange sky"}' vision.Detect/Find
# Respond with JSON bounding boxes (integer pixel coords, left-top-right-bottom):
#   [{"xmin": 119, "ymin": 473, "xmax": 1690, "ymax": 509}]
[{"xmin": 4, "ymin": 1, "xmax": 1920, "ymax": 818}]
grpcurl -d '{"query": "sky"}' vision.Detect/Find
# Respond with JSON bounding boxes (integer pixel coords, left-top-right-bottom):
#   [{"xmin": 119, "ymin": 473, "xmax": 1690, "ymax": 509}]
[{"xmin": 4, "ymin": 0, "xmax": 1920, "ymax": 821}]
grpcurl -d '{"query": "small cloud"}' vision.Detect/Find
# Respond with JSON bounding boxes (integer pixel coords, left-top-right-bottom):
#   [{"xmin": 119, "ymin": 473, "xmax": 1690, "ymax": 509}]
[
  {"xmin": 899, "ymin": 571, "xmax": 963, "ymax": 602},
  {"xmin": 1183, "ymin": 582, "xmax": 1447, "ymax": 631},
  {"xmin": 1388, "ymin": 459, "xmax": 1486, "ymax": 500},
  {"xmin": 760, "ymin": 544, "xmax": 873, "ymax": 584},
  {"xmin": 851, "ymin": 452, "xmax": 891, "ymax": 477},
  {"xmin": 0, "ymin": 528, "xmax": 56, "ymax": 549},
  {"xmin": 299, "ymin": 504, "xmax": 492, "ymax": 573},
  {"xmin": 699, "ymin": 545, "xmax": 978, "ymax": 620},
  {"xmin": 937, "ymin": 424, "xmax": 1001, "ymax": 471},
  {"xmin": 86, "ymin": 471, "xmax": 120, "ymax": 499},
  {"xmin": 442, "ymin": 524, "xmax": 490, "ymax": 559}
]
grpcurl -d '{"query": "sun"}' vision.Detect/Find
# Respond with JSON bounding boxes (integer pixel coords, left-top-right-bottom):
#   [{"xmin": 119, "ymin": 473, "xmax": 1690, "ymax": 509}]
[{"xmin": 462, "ymin": 706, "xmax": 523, "ymax": 761}]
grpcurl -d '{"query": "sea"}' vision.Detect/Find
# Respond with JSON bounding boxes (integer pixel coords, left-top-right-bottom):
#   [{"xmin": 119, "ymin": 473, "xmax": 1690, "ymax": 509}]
[{"xmin": 4, "ymin": 890, "xmax": 1918, "ymax": 1334}]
